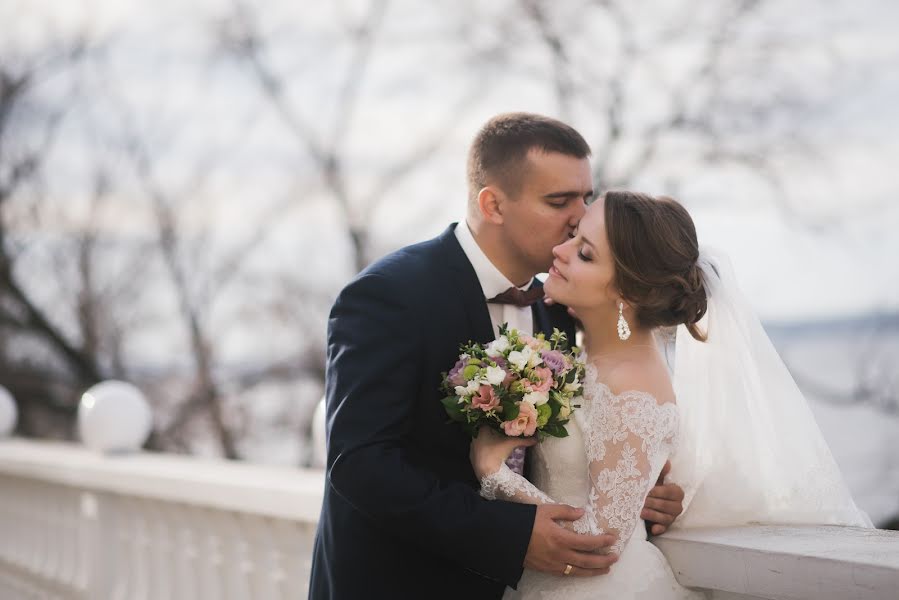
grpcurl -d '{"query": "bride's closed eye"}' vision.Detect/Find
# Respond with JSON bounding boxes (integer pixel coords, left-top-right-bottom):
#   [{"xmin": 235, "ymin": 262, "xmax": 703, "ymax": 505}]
[{"xmin": 578, "ymin": 246, "xmax": 592, "ymax": 262}]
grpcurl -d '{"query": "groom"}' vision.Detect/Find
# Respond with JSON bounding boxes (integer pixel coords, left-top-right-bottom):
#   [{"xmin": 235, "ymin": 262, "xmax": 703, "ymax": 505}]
[{"xmin": 310, "ymin": 113, "xmax": 685, "ymax": 599}]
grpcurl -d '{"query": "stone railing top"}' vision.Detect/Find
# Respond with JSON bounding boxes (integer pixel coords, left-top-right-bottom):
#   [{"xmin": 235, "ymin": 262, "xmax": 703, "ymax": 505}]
[
  {"xmin": 0, "ymin": 437, "xmax": 325, "ymax": 522},
  {"xmin": 653, "ymin": 525, "xmax": 899, "ymax": 600}
]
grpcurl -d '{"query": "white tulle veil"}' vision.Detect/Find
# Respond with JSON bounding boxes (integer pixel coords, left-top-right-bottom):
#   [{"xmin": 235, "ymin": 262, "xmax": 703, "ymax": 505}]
[{"xmin": 667, "ymin": 249, "xmax": 871, "ymax": 529}]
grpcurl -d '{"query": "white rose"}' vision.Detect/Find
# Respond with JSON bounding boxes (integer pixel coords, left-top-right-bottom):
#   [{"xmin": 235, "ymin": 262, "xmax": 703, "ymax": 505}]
[
  {"xmin": 558, "ymin": 397, "xmax": 572, "ymax": 419},
  {"xmin": 528, "ymin": 349, "xmax": 543, "ymax": 368},
  {"xmin": 523, "ymin": 391, "xmax": 549, "ymax": 406},
  {"xmin": 454, "ymin": 380, "xmax": 481, "ymax": 397},
  {"xmin": 485, "ymin": 336, "xmax": 510, "ymax": 358},
  {"xmin": 507, "ymin": 350, "xmax": 528, "ymax": 371},
  {"xmin": 483, "ymin": 366, "xmax": 506, "ymax": 386}
]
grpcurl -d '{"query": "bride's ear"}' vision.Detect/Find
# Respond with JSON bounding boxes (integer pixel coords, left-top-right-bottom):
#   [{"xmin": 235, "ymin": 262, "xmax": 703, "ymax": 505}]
[{"xmin": 477, "ymin": 186, "xmax": 505, "ymax": 225}]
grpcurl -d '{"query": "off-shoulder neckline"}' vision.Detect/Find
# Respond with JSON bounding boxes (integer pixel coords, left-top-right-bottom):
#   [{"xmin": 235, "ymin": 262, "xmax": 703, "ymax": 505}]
[{"xmin": 583, "ymin": 362, "xmax": 677, "ymax": 406}]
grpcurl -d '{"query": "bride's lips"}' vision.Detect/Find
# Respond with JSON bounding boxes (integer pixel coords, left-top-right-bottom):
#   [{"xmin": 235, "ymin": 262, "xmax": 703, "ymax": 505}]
[{"xmin": 548, "ymin": 264, "xmax": 566, "ymax": 281}]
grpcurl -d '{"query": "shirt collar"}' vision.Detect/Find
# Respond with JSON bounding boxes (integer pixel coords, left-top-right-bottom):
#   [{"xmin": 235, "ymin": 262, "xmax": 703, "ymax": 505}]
[{"xmin": 454, "ymin": 221, "xmax": 528, "ymax": 300}]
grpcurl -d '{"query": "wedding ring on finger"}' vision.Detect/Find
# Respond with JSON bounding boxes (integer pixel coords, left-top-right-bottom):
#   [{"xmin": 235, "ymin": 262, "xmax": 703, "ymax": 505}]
[{"xmin": 563, "ymin": 564, "xmax": 573, "ymax": 576}]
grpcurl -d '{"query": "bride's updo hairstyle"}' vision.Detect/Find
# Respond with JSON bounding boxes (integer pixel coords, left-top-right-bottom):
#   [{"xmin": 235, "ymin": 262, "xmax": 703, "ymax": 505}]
[{"xmin": 604, "ymin": 191, "xmax": 708, "ymax": 341}]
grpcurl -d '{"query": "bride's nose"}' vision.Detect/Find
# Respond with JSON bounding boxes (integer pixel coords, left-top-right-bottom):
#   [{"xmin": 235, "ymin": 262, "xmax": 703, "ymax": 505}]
[{"xmin": 552, "ymin": 240, "xmax": 570, "ymax": 262}]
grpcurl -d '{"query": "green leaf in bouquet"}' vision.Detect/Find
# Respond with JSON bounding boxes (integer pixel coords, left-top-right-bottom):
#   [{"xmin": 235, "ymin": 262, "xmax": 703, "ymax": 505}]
[
  {"xmin": 501, "ymin": 400, "xmax": 520, "ymax": 420},
  {"xmin": 550, "ymin": 328, "xmax": 569, "ymax": 350},
  {"xmin": 548, "ymin": 397, "xmax": 561, "ymax": 420},
  {"xmin": 541, "ymin": 422, "xmax": 569, "ymax": 438},
  {"xmin": 441, "ymin": 395, "xmax": 466, "ymax": 422}
]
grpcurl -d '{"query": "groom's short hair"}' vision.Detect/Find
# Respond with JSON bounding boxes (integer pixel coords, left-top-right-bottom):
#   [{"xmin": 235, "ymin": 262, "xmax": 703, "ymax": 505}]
[{"xmin": 467, "ymin": 113, "xmax": 591, "ymax": 204}]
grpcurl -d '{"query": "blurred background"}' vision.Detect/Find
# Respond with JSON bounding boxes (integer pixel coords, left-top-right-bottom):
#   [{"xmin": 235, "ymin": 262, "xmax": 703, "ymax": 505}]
[{"xmin": 1, "ymin": 0, "xmax": 897, "ymax": 527}]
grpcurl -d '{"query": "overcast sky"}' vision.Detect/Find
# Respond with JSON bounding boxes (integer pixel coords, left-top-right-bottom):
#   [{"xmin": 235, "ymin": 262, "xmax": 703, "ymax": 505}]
[{"xmin": 8, "ymin": 0, "xmax": 899, "ymax": 321}]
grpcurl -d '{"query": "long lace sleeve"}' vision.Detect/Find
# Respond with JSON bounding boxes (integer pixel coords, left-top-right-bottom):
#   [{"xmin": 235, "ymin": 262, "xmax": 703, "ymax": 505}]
[
  {"xmin": 480, "ymin": 385, "xmax": 678, "ymax": 554},
  {"xmin": 480, "ymin": 462, "xmax": 555, "ymax": 504},
  {"xmin": 578, "ymin": 388, "xmax": 678, "ymax": 553}
]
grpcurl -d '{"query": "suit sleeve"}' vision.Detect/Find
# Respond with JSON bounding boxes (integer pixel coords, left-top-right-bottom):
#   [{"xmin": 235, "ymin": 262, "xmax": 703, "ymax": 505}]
[{"xmin": 325, "ymin": 272, "xmax": 536, "ymax": 587}]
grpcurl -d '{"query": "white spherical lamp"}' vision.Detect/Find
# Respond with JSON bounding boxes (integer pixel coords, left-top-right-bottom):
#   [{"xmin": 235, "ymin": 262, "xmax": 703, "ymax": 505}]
[
  {"xmin": 78, "ymin": 381, "xmax": 152, "ymax": 453},
  {"xmin": 0, "ymin": 385, "xmax": 17, "ymax": 437}
]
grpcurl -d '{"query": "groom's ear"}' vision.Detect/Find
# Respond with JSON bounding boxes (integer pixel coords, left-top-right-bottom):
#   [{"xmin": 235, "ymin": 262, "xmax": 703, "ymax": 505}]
[{"xmin": 477, "ymin": 186, "xmax": 505, "ymax": 225}]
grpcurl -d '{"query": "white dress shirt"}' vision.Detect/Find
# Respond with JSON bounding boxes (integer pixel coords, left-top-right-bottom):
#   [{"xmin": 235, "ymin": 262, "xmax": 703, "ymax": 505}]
[{"xmin": 454, "ymin": 222, "xmax": 535, "ymax": 338}]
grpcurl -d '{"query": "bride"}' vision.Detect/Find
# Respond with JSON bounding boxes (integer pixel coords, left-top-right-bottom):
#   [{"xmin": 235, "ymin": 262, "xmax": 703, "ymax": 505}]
[{"xmin": 470, "ymin": 190, "xmax": 870, "ymax": 599}]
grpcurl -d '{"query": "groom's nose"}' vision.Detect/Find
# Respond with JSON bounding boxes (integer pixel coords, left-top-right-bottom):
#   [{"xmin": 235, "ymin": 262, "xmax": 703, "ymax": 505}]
[{"xmin": 568, "ymin": 210, "xmax": 584, "ymax": 230}]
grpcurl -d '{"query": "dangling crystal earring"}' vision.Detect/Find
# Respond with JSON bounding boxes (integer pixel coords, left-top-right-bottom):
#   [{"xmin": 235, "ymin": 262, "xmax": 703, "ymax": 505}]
[{"xmin": 617, "ymin": 302, "xmax": 631, "ymax": 341}]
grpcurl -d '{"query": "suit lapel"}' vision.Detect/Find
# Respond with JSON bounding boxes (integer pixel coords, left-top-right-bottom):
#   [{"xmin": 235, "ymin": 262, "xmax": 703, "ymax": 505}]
[
  {"xmin": 530, "ymin": 278, "xmax": 577, "ymax": 341},
  {"xmin": 438, "ymin": 224, "xmax": 495, "ymax": 345},
  {"xmin": 531, "ymin": 281, "xmax": 552, "ymax": 337}
]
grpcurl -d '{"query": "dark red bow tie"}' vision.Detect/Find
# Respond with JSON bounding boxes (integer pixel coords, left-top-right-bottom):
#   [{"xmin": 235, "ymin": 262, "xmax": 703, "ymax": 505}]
[{"xmin": 487, "ymin": 286, "xmax": 545, "ymax": 308}]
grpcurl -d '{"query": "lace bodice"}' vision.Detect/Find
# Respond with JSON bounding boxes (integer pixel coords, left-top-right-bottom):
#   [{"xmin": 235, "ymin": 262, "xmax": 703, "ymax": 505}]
[{"xmin": 480, "ymin": 365, "xmax": 679, "ymax": 554}]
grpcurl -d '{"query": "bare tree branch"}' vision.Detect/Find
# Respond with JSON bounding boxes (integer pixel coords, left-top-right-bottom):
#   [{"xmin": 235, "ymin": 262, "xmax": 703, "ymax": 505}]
[{"xmin": 520, "ymin": 0, "xmax": 574, "ymax": 119}]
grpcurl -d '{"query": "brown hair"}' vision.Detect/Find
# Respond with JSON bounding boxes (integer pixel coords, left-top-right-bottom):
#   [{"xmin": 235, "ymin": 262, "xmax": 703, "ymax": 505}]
[
  {"xmin": 604, "ymin": 190, "xmax": 708, "ymax": 341},
  {"xmin": 467, "ymin": 112, "xmax": 591, "ymax": 203}
]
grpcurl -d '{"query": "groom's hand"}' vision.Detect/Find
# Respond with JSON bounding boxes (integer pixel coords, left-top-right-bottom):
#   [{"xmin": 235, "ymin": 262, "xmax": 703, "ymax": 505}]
[
  {"xmin": 524, "ymin": 504, "xmax": 618, "ymax": 577},
  {"xmin": 642, "ymin": 460, "xmax": 685, "ymax": 535},
  {"xmin": 542, "ymin": 296, "xmax": 580, "ymax": 322}
]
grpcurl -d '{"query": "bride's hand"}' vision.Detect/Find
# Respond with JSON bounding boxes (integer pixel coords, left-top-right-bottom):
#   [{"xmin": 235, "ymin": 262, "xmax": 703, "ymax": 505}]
[{"xmin": 470, "ymin": 427, "xmax": 537, "ymax": 480}]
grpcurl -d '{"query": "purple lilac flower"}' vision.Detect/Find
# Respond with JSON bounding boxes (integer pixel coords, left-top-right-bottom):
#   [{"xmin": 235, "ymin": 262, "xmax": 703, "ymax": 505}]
[
  {"xmin": 540, "ymin": 350, "xmax": 568, "ymax": 374},
  {"xmin": 490, "ymin": 355, "xmax": 508, "ymax": 370},
  {"xmin": 448, "ymin": 357, "xmax": 468, "ymax": 387}
]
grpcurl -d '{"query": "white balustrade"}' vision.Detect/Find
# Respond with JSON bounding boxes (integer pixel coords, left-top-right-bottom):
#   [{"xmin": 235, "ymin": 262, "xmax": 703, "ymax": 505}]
[
  {"xmin": 1, "ymin": 438, "xmax": 898, "ymax": 599},
  {"xmin": 652, "ymin": 525, "xmax": 899, "ymax": 600},
  {"xmin": 0, "ymin": 439, "xmax": 323, "ymax": 599}
]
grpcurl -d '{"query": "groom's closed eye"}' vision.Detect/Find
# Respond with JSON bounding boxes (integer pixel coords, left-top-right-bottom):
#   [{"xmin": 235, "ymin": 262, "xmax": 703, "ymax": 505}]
[{"xmin": 544, "ymin": 191, "xmax": 589, "ymax": 208}]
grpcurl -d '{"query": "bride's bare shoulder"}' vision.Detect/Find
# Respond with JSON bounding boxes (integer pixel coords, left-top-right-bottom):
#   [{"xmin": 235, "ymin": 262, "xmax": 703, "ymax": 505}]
[{"xmin": 598, "ymin": 357, "xmax": 676, "ymax": 406}]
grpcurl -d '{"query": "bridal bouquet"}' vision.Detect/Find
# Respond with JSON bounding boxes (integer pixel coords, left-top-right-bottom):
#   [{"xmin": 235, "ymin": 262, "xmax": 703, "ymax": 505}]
[{"xmin": 440, "ymin": 325, "xmax": 584, "ymax": 439}]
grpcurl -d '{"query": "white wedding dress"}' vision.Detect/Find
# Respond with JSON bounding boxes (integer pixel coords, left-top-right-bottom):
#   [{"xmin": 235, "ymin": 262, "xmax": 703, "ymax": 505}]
[
  {"xmin": 479, "ymin": 249, "xmax": 870, "ymax": 599},
  {"xmin": 481, "ymin": 364, "xmax": 703, "ymax": 599}
]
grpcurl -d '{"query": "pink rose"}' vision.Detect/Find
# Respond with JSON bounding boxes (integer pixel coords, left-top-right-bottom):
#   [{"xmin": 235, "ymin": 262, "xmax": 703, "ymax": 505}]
[
  {"xmin": 520, "ymin": 335, "xmax": 543, "ymax": 351},
  {"xmin": 471, "ymin": 385, "xmax": 500, "ymax": 412},
  {"xmin": 502, "ymin": 401, "xmax": 538, "ymax": 437},
  {"xmin": 522, "ymin": 366, "xmax": 553, "ymax": 393}
]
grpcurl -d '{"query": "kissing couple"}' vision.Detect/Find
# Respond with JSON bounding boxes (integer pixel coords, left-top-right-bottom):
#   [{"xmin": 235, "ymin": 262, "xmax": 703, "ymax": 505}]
[{"xmin": 310, "ymin": 113, "xmax": 869, "ymax": 600}]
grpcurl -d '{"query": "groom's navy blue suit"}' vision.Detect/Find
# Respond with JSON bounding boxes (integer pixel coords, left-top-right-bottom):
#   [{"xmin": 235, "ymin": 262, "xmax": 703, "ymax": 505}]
[{"xmin": 309, "ymin": 224, "xmax": 577, "ymax": 600}]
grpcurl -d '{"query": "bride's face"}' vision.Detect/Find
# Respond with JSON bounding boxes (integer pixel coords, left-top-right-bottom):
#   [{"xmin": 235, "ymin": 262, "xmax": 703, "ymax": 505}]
[{"xmin": 544, "ymin": 197, "xmax": 618, "ymax": 311}]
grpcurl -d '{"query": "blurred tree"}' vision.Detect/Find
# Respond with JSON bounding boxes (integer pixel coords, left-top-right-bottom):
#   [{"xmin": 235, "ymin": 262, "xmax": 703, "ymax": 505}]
[
  {"xmin": 0, "ymin": 28, "xmax": 99, "ymax": 437},
  {"xmin": 0, "ymin": 0, "xmax": 894, "ymax": 465}
]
